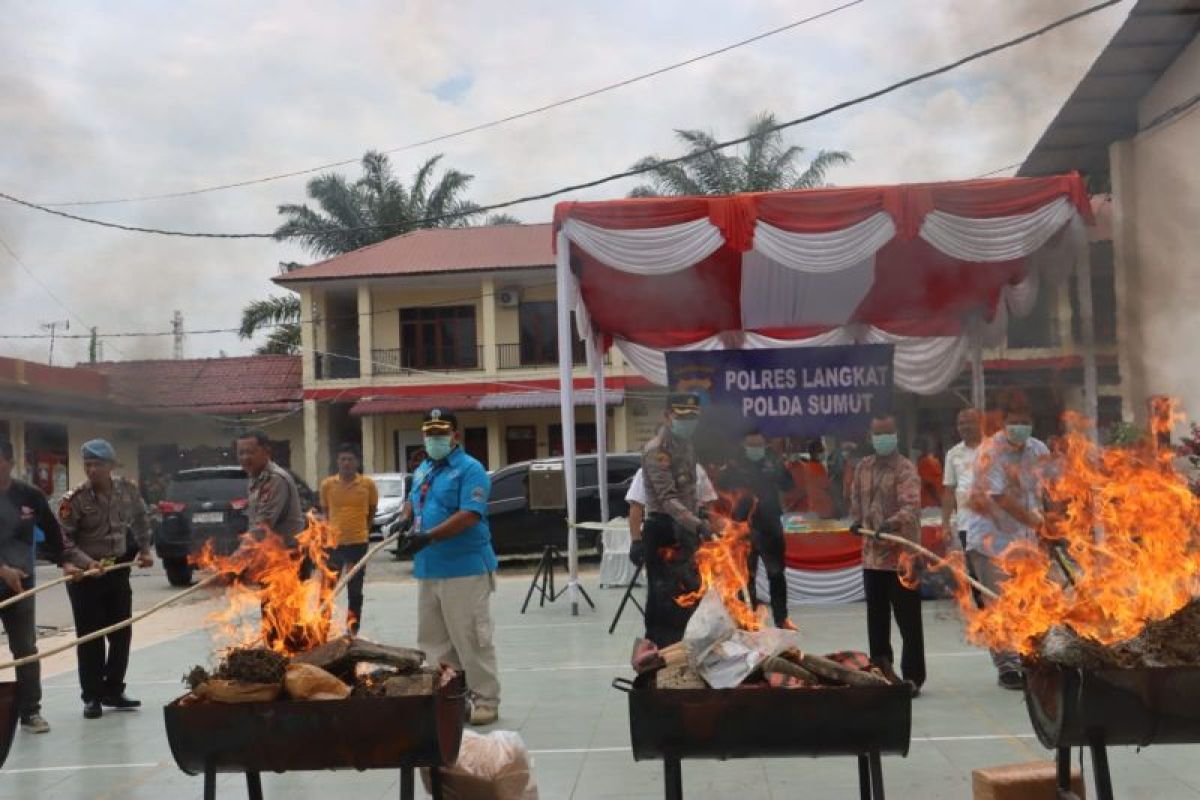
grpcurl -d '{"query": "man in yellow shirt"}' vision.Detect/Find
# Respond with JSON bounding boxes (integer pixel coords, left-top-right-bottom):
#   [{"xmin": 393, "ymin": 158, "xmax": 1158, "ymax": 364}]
[{"xmin": 319, "ymin": 443, "xmax": 378, "ymax": 634}]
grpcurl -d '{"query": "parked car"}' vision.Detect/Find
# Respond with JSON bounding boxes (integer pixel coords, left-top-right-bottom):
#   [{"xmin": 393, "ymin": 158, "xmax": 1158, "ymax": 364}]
[
  {"xmin": 153, "ymin": 465, "xmax": 315, "ymax": 587},
  {"xmin": 369, "ymin": 472, "xmax": 410, "ymax": 541},
  {"xmin": 392, "ymin": 453, "xmax": 641, "ymax": 557}
]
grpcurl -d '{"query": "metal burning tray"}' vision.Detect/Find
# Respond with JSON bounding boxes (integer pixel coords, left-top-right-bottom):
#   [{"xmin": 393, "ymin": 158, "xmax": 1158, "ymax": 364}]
[
  {"xmin": 614, "ymin": 672, "xmax": 911, "ymax": 799},
  {"xmin": 0, "ymin": 683, "xmax": 17, "ymax": 769},
  {"xmin": 1024, "ymin": 661, "xmax": 1200, "ymax": 800},
  {"xmin": 164, "ymin": 674, "xmax": 466, "ymax": 800}
]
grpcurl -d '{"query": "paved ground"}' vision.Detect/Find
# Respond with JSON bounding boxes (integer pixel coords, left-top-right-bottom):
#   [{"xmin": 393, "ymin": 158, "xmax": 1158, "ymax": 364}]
[{"xmin": 3, "ymin": 560, "xmax": 1200, "ymax": 799}]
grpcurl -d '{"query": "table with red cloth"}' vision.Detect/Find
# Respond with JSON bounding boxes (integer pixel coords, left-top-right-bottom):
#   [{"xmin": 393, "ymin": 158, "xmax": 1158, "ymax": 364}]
[{"xmin": 752, "ymin": 516, "xmax": 949, "ymax": 604}]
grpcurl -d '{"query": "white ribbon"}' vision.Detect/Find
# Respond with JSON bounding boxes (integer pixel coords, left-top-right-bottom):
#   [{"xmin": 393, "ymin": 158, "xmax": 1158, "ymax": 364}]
[
  {"xmin": 752, "ymin": 212, "xmax": 895, "ymax": 273},
  {"xmin": 560, "ymin": 217, "xmax": 723, "ymax": 275},
  {"xmin": 919, "ymin": 197, "xmax": 1075, "ymax": 263}
]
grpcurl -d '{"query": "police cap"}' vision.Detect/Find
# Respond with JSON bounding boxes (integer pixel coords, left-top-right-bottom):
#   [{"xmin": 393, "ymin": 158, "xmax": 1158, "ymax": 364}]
[
  {"xmin": 666, "ymin": 393, "xmax": 701, "ymax": 418},
  {"xmin": 421, "ymin": 408, "xmax": 458, "ymax": 434}
]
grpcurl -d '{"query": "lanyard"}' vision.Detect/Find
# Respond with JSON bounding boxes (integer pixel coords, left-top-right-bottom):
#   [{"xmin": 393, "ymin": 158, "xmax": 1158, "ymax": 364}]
[{"xmin": 414, "ymin": 462, "xmax": 447, "ymax": 517}]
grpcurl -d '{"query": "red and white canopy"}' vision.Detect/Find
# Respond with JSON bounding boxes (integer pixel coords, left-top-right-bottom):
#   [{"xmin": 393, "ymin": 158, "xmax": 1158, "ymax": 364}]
[{"xmin": 552, "ymin": 174, "xmax": 1092, "ymax": 394}]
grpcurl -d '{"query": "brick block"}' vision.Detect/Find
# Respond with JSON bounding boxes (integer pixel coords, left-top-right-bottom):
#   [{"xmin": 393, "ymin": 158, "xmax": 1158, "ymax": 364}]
[{"xmin": 972, "ymin": 760, "xmax": 1086, "ymax": 800}]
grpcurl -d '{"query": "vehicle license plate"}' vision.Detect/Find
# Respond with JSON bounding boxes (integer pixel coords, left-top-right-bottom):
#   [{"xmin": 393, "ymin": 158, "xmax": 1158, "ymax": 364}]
[{"xmin": 191, "ymin": 511, "xmax": 223, "ymax": 524}]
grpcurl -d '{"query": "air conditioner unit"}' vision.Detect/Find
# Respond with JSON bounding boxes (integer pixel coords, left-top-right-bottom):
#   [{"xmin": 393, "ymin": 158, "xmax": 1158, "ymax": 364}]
[{"xmin": 497, "ymin": 287, "xmax": 521, "ymax": 308}]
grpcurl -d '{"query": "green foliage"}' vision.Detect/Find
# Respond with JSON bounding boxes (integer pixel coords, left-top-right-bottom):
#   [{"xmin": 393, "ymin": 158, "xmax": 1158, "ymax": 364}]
[
  {"xmin": 1106, "ymin": 421, "xmax": 1145, "ymax": 448},
  {"xmin": 629, "ymin": 111, "xmax": 851, "ymax": 197}
]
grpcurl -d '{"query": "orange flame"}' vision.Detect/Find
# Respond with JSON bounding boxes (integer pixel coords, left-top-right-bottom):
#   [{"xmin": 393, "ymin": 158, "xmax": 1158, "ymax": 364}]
[
  {"xmin": 675, "ymin": 498, "xmax": 762, "ymax": 631},
  {"xmin": 192, "ymin": 512, "xmax": 343, "ymax": 656},
  {"xmin": 949, "ymin": 402, "xmax": 1200, "ymax": 656}
]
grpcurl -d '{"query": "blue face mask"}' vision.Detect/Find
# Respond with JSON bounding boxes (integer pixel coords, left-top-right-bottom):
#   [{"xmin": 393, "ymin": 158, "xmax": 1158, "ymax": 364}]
[
  {"xmin": 744, "ymin": 446, "xmax": 766, "ymax": 462},
  {"xmin": 871, "ymin": 433, "xmax": 898, "ymax": 456},
  {"xmin": 1006, "ymin": 424, "xmax": 1033, "ymax": 446},
  {"xmin": 424, "ymin": 436, "xmax": 453, "ymax": 461},
  {"xmin": 671, "ymin": 418, "xmax": 699, "ymax": 440}
]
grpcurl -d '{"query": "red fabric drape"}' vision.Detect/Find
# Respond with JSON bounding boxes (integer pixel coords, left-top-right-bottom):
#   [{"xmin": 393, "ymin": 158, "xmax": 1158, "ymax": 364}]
[{"xmin": 783, "ymin": 526, "xmax": 946, "ymax": 571}]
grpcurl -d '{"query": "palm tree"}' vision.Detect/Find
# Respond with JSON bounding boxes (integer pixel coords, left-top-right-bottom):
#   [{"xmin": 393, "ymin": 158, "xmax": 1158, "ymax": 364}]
[
  {"xmin": 628, "ymin": 112, "xmax": 851, "ymax": 197},
  {"xmin": 241, "ymin": 152, "xmax": 518, "ymax": 353}
]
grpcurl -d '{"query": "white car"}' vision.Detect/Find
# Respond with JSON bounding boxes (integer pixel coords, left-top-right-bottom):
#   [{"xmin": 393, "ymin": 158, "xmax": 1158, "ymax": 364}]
[{"xmin": 369, "ymin": 473, "xmax": 409, "ymax": 541}]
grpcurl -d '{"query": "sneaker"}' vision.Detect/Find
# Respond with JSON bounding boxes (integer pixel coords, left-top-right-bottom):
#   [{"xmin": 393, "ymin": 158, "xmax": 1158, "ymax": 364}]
[
  {"xmin": 83, "ymin": 700, "xmax": 103, "ymax": 720},
  {"xmin": 998, "ymin": 669, "xmax": 1025, "ymax": 690},
  {"xmin": 101, "ymin": 693, "xmax": 142, "ymax": 710},
  {"xmin": 20, "ymin": 714, "xmax": 50, "ymax": 734},
  {"xmin": 468, "ymin": 704, "xmax": 498, "ymax": 726}
]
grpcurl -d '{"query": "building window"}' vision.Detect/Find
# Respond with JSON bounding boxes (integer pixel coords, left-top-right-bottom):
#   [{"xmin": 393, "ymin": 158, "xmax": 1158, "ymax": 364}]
[
  {"xmin": 548, "ymin": 423, "xmax": 597, "ymax": 457},
  {"xmin": 399, "ymin": 306, "xmax": 478, "ymax": 369},
  {"xmin": 517, "ymin": 302, "xmax": 586, "ymax": 367}
]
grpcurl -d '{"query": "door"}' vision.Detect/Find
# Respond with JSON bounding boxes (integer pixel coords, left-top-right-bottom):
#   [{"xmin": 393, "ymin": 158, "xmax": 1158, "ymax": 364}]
[
  {"xmin": 505, "ymin": 425, "xmax": 537, "ymax": 464},
  {"xmin": 464, "ymin": 427, "xmax": 490, "ymax": 469}
]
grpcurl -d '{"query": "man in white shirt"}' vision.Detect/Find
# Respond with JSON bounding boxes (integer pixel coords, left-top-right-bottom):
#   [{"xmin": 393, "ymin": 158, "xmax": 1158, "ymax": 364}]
[{"xmin": 942, "ymin": 408, "xmax": 984, "ymax": 606}]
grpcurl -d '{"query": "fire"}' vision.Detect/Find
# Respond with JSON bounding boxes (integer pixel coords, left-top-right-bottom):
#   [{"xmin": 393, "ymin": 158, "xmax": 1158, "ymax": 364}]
[
  {"xmin": 675, "ymin": 499, "xmax": 762, "ymax": 631},
  {"xmin": 949, "ymin": 402, "xmax": 1200, "ymax": 656},
  {"xmin": 192, "ymin": 512, "xmax": 344, "ymax": 656}
]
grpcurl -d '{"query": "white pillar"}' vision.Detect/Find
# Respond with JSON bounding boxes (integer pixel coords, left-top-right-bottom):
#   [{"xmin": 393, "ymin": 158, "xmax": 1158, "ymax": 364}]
[
  {"xmin": 970, "ymin": 318, "xmax": 986, "ymax": 414},
  {"xmin": 303, "ymin": 399, "xmax": 320, "ymax": 484},
  {"xmin": 591, "ymin": 335, "xmax": 610, "ymax": 523},
  {"xmin": 10, "ymin": 418, "xmax": 26, "ymax": 481},
  {"xmin": 361, "ymin": 414, "xmax": 378, "ymax": 473},
  {"xmin": 481, "ymin": 276, "xmax": 498, "ymax": 374},
  {"xmin": 300, "ymin": 286, "xmax": 317, "ymax": 382},
  {"xmin": 1075, "ymin": 223, "xmax": 1100, "ymax": 440},
  {"xmin": 555, "ymin": 232, "xmax": 581, "ymax": 614},
  {"xmin": 357, "ymin": 282, "xmax": 373, "ymax": 379}
]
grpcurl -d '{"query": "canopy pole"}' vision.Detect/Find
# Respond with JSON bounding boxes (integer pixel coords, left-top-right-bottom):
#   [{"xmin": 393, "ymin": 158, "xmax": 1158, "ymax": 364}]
[
  {"xmin": 592, "ymin": 335, "xmax": 610, "ymax": 525},
  {"xmin": 970, "ymin": 316, "xmax": 986, "ymax": 414},
  {"xmin": 555, "ymin": 232, "xmax": 580, "ymax": 615},
  {"xmin": 1075, "ymin": 231, "xmax": 1099, "ymax": 441}
]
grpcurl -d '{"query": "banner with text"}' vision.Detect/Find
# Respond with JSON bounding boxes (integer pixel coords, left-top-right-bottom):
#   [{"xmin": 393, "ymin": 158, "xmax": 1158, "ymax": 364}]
[{"xmin": 666, "ymin": 344, "xmax": 895, "ymax": 438}]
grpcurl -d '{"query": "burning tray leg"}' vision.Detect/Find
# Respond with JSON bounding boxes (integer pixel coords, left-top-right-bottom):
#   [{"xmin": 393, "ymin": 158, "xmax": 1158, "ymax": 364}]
[
  {"xmin": 1089, "ymin": 739, "xmax": 1114, "ymax": 800},
  {"xmin": 663, "ymin": 756, "xmax": 683, "ymax": 800},
  {"xmin": 247, "ymin": 771, "xmax": 264, "ymax": 800},
  {"xmin": 400, "ymin": 766, "xmax": 414, "ymax": 800}
]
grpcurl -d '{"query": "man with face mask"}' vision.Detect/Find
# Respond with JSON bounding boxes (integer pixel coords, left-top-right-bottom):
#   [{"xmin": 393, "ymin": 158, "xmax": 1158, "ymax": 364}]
[
  {"xmin": 718, "ymin": 430, "xmax": 795, "ymax": 628},
  {"xmin": 942, "ymin": 409, "xmax": 985, "ymax": 607},
  {"xmin": 847, "ymin": 413, "xmax": 924, "ymax": 696},
  {"xmin": 968, "ymin": 392, "xmax": 1050, "ymax": 690},
  {"xmin": 399, "ymin": 409, "xmax": 499, "ymax": 725},
  {"xmin": 640, "ymin": 393, "xmax": 711, "ymax": 646}
]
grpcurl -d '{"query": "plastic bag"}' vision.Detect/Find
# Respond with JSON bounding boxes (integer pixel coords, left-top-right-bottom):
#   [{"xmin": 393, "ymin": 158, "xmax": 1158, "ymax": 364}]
[
  {"xmin": 195, "ymin": 679, "xmax": 281, "ymax": 703},
  {"xmin": 682, "ymin": 589, "xmax": 736, "ymax": 666},
  {"xmin": 422, "ymin": 730, "xmax": 539, "ymax": 800},
  {"xmin": 284, "ymin": 663, "xmax": 351, "ymax": 701}
]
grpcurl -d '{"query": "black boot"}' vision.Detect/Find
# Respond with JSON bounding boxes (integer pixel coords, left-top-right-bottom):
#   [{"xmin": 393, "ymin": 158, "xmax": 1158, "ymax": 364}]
[
  {"xmin": 82, "ymin": 700, "xmax": 103, "ymax": 719},
  {"xmin": 101, "ymin": 693, "xmax": 142, "ymax": 709}
]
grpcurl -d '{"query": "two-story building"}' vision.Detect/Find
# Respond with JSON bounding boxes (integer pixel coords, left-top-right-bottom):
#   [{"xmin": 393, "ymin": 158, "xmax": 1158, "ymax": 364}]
[{"xmin": 276, "ymin": 224, "xmax": 660, "ymax": 480}]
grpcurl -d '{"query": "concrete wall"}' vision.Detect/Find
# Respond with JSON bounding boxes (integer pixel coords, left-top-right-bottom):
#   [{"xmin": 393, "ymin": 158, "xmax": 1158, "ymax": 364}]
[{"xmin": 1112, "ymin": 34, "xmax": 1200, "ymax": 425}]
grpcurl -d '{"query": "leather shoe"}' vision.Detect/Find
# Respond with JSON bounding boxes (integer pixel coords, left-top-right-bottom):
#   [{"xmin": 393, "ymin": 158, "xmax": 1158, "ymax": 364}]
[
  {"xmin": 83, "ymin": 700, "xmax": 103, "ymax": 719},
  {"xmin": 101, "ymin": 694, "xmax": 142, "ymax": 710}
]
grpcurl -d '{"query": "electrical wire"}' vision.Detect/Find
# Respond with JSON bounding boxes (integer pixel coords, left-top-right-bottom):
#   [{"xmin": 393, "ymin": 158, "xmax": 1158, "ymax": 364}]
[
  {"xmin": 0, "ymin": 0, "xmax": 1125, "ymax": 241},
  {"xmin": 39, "ymin": 0, "xmax": 866, "ymax": 208}
]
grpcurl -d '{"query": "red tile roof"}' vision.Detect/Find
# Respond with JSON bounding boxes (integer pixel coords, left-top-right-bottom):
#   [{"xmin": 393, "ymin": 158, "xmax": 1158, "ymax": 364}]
[
  {"xmin": 274, "ymin": 223, "xmax": 554, "ymax": 284},
  {"xmin": 87, "ymin": 355, "xmax": 302, "ymax": 416}
]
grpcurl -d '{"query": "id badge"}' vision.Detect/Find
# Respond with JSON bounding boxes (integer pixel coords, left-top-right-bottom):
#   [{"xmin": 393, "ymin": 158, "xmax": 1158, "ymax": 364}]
[{"xmin": 414, "ymin": 515, "xmax": 422, "ymax": 534}]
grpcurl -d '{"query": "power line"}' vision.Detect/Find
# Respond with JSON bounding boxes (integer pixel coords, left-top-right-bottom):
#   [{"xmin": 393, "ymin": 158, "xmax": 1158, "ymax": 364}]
[
  {"xmin": 0, "ymin": 0, "xmax": 1125, "ymax": 242},
  {"xmin": 40, "ymin": 0, "xmax": 866, "ymax": 208}
]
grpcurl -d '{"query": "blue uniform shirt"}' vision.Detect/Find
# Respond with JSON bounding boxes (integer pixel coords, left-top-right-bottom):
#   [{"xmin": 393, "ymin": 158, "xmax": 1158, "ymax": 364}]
[{"xmin": 411, "ymin": 447, "xmax": 498, "ymax": 579}]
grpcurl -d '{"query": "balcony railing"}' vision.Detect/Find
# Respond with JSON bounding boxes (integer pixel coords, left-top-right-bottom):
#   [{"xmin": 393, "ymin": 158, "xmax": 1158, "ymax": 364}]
[
  {"xmin": 496, "ymin": 342, "xmax": 608, "ymax": 370},
  {"xmin": 315, "ymin": 352, "xmax": 360, "ymax": 380},
  {"xmin": 372, "ymin": 346, "xmax": 483, "ymax": 375}
]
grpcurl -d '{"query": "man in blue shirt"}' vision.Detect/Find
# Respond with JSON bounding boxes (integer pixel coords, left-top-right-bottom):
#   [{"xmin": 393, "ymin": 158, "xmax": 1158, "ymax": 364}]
[{"xmin": 401, "ymin": 409, "xmax": 499, "ymax": 725}]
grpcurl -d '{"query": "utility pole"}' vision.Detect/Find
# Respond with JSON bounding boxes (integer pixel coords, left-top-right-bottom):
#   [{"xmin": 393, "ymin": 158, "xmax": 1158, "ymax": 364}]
[
  {"xmin": 172, "ymin": 310, "xmax": 185, "ymax": 360},
  {"xmin": 88, "ymin": 326, "xmax": 99, "ymax": 363},
  {"xmin": 39, "ymin": 319, "xmax": 69, "ymax": 366}
]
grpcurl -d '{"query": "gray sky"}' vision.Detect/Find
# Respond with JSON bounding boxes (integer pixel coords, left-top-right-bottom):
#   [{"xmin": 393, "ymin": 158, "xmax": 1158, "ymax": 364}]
[{"xmin": 0, "ymin": 0, "xmax": 1126, "ymax": 364}]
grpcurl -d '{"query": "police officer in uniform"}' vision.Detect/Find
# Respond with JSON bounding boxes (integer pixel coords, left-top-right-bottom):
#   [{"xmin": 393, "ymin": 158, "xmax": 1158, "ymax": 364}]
[
  {"xmin": 634, "ymin": 393, "xmax": 714, "ymax": 647},
  {"xmin": 237, "ymin": 429, "xmax": 305, "ymax": 542},
  {"xmin": 59, "ymin": 439, "xmax": 153, "ymax": 719},
  {"xmin": 719, "ymin": 430, "xmax": 795, "ymax": 628}
]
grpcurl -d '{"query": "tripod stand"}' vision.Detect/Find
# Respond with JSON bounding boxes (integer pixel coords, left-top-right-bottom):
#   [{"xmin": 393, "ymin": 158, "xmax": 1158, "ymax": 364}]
[{"xmin": 521, "ymin": 544, "xmax": 595, "ymax": 613}]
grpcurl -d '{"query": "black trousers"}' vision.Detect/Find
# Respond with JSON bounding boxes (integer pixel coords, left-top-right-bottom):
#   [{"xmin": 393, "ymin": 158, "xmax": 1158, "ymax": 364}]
[
  {"xmin": 748, "ymin": 522, "xmax": 788, "ymax": 627},
  {"xmin": 66, "ymin": 570, "xmax": 133, "ymax": 702},
  {"xmin": 642, "ymin": 513, "xmax": 700, "ymax": 647},
  {"xmin": 863, "ymin": 568, "xmax": 926, "ymax": 687},
  {"xmin": 1, "ymin": 577, "xmax": 40, "ymax": 717},
  {"xmin": 328, "ymin": 543, "xmax": 369, "ymax": 629}
]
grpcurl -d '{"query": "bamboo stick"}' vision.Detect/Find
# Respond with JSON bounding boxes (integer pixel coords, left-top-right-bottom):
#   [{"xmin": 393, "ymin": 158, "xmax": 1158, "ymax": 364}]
[
  {"xmin": 856, "ymin": 528, "xmax": 1001, "ymax": 602},
  {"xmin": 0, "ymin": 573, "xmax": 222, "ymax": 672},
  {"xmin": 0, "ymin": 561, "xmax": 135, "ymax": 612}
]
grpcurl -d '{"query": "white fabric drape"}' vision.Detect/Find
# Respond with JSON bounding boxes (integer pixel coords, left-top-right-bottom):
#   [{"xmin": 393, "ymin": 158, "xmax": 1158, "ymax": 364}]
[
  {"xmin": 752, "ymin": 213, "xmax": 895, "ymax": 273},
  {"xmin": 560, "ymin": 217, "xmax": 723, "ymax": 275},
  {"xmin": 860, "ymin": 327, "xmax": 969, "ymax": 395},
  {"xmin": 615, "ymin": 335, "xmax": 728, "ymax": 386},
  {"xmin": 743, "ymin": 328, "xmax": 855, "ymax": 349},
  {"xmin": 919, "ymin": 197, "xmax": 1075, "ymax": 262},
  {"xmin": 739, "ymin": 250, "xmax": 877, "ymax": 330},
  {"xmin": 756, "ymin": 564, "xmax": 865, "ymax": 604}
]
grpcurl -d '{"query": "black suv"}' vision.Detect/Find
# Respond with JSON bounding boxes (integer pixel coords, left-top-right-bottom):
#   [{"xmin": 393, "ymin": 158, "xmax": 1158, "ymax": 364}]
[
  {"xmin": 153, "ymin": 466, "xmax": 314, "ymax": 586},
  {"xmin": 394, "ymin": 453, "xmax": 641, "ymax": 557}
]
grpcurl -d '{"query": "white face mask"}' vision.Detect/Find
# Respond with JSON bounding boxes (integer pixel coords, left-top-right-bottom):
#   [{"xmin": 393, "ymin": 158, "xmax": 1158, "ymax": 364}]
[{"xmin": 424, "ymin": 436, "xmax": 453, "ymax": 460}]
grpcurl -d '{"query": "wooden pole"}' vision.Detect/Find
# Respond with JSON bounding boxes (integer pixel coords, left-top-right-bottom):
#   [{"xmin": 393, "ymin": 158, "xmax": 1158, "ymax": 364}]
[
  {"xmin": 0, "ymin": 573, "xmax": 222, "ymax": 672},
  {"xmin": 0, "ymin": 561, "xmax": 135, "ymax": 612},
  {"xmin": 856, "ymin": 528, "xmax": 1000, "ymax": 602}
]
